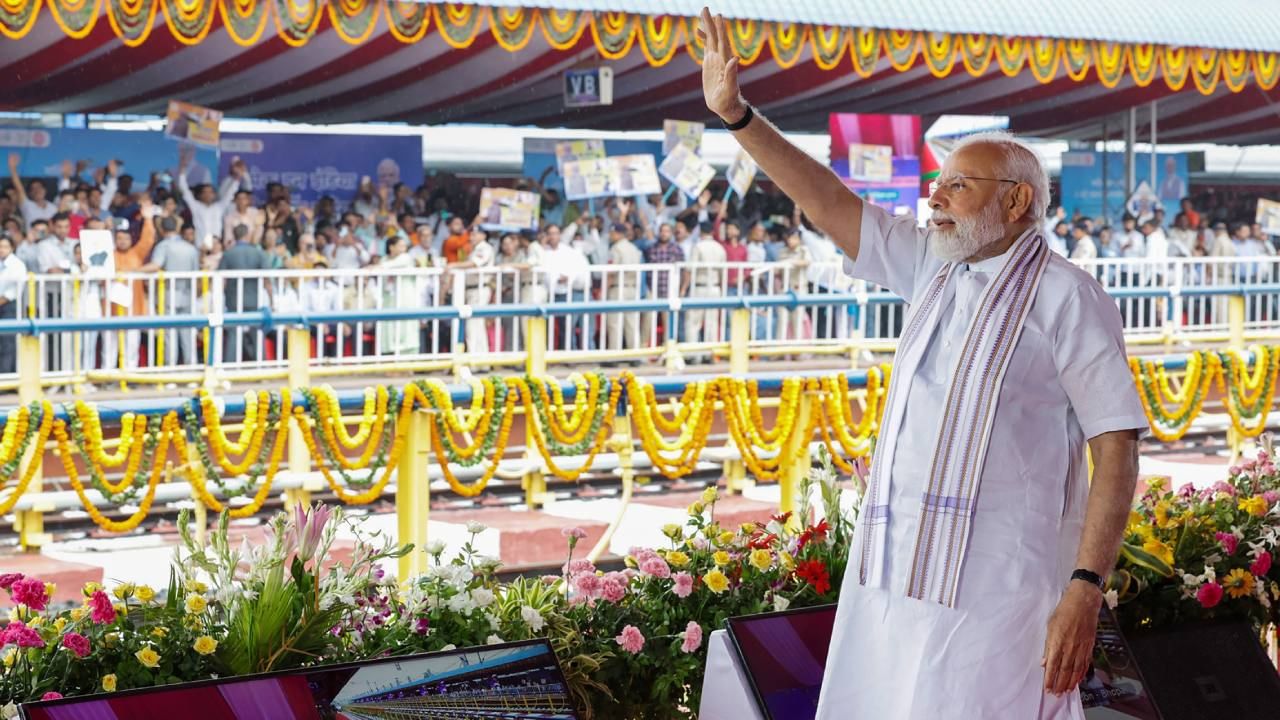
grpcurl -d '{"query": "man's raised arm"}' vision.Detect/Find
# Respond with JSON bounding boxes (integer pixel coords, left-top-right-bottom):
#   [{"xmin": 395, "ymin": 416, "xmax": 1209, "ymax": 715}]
[{"xmin": 698, "ymin": 8, "xmax": 863, "ymax": 261}]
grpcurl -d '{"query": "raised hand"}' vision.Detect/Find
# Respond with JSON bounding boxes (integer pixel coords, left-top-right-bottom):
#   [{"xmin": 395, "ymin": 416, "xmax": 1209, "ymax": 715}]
[{"xmin": 696, "ymin": 8, "xmax": 745, "ymax": 122}]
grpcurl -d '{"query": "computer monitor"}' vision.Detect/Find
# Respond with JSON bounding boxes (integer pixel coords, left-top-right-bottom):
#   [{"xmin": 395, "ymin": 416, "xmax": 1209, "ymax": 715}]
[
  {"xmin": 21, "ymin": 639, "xmax": 578, "ymax": 720},
  {"xmin": 726, "ymin": 604, "xmax": 837, "ymax": 720}
]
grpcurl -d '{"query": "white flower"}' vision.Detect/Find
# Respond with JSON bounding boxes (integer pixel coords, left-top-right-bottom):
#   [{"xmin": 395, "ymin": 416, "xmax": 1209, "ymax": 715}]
[
  {"xmin": 486, "ymin": 634, "xmax": 504, "ymax": 645},
  {"xmin": 1103, "ymin": 589, "xmax": 1118, "ymax": 610},
  {"xmin": 476, "ymin": 555, "xmax": 503, "ymax": 572},
  {"xmin": 773, "ymin": 594, "xmax": 791, "ymax": 613},
  {"xmin": 2, "ymin": 702, "xmax": 18, "ymax": 720},
  {"xmin": 522, "ymin": 605, "xmax": 546, "ymax": 632},
  {"xmin": 1182, "ymin": 573, "xmax": 1201, "ymax": 587},
  {"xmin": 440, "ymin": 643, "xmax": 457, "ymax": 652},
  {"xmin": 488, "ymin": 613, "xmax": 501, "ymax": 630},
  {"xmin": 425, "ymin": 539, "xmax": 447, "ymax": 556},
  {"xmin": 465, "ymin": 521, "xmax": 487, "ymax": 535},
  {"xmin": 446, "ymin": 593, "xmax": 476, "ymax": 615},
  {"xmin": 470, "ymin": 588, "xmax": 496, "ymax": 608}
]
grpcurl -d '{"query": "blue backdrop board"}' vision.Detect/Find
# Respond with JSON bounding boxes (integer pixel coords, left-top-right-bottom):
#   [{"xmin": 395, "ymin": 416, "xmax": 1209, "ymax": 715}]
[
  {"xmin": 218, "ymin": 132, "xmax": 424, "ymax": 204},
  {"xmin": 0, "ymin": 127, "xmax": 219, "ymax": 187},
  {"xmin": 1060, "ymin": 151, "xmax": 1190, "ymax": 223}
]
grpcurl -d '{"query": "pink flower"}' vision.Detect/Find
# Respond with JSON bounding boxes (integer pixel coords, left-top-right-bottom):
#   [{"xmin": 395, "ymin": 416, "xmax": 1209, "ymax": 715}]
[
  {"xmin": 1176, "ymin": 482, "xmax": 1197, "ymax": 499},
  {"xmin": 599, "ymin": 576, "xmax": 627, "ymax": 604},
  {"xmin": 639, "ymin": 556, "xmax": 671, "ymax": 579},
  {"xmin": 41, "ymin": 692, "xmax": 62, "ymax": 701},
  {"xmin": 680, "ymin": 621, "xmax": 703, "ymax": 653},
  {"xmin": 0, "ymin": 573, "xmax": 23, "ymax": 590},
  {"xmin": 1196, "ymin": 582, "xmax": 1224, "ymax": 608},
  {"xmin": 1212, "ymin": 481, "xmax": 1238, "ymax": 497},
  {"xmin": 571, "ymin": 572, "xmax": 601, "ymax": 600},
  {"xmin": 672, "ymin": 572, "xmax": 694, "ymax": 598},
  {"xmin": 289, "ymin": 503, "xmax": 331, "ymax": 564},
  {"xmin": 88, "ymin": 589, "xmax": 115, "ymax": 625},
  {"xmin": 1265, "ymin": 491, "xmax": 1280, "ymax": 505},
  {"xmin": 1, "ymin": 621, "xmax": 45, "ymax": 648},
  {"xmin": 1216, "ymin": 532, "xmax": 1239, "ymax": 555},
  {"xmin": 561, "ymin": 526, "xmax": 588, "ymax": 540},
  {"xmin": 540, "ymin": 575, "xmax": 560, "ymax": 586},
  {"xmin": 1229, "ymin": 465, "xmax": 1243, "ymax": 477},
  {"xmin": 61, "ymin": 632, "xmax": 90, "ymax": 658},
  {"xmin": 615, "ymin": 624, "xmax": 645, "ymax": 654},
  {"xmin": 1252, "ymin": 551, "xmax": 1273, "ymax": 577},
  {"xmin": 10, "ymin": 577, "xmax": 48, "ymax": 611},
  {"xmin": 563, "ymin": 559, "xmax": 596, "ymax": 576}
]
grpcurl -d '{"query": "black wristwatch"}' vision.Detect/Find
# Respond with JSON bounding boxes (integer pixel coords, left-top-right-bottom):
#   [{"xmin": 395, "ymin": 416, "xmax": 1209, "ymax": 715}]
[
  {"xmin": 722, "ymin": 104, "xmax": 754, "ymax": 132},
  {"xmin": 1069, "ymin": 568, "xmax": 1105, "ymax": 590}
]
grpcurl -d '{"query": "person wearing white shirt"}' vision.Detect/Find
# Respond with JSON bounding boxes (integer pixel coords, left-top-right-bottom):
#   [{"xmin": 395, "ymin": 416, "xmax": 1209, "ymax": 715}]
[
  {"xmin": 8, "ymin": 153, "xmax": 56, "ymax": 225},
  {"xmin": 563, "ymin": 215, "xmax": 606, "ymax": 266},
  {"xmin": 1069, "ymin": 225, "xmax": 1097, "ymax": 260},
  {"xmin": 0, "ymin": 236, "xmax": 26, "ymax": 373},
  {"xmin": 540, "ymin": 225, "xmax": 592, "ymax": 350},
  {"xmin": 178, "ymin": 155, "xmax": 249, "ymax": 251},
  {"xmin": 679, "ymin": 231, "xmax": 728, "ymax": 364},
  {"xmin": 332, "ymin": 229, "xmax": 371, "ymax": 270}
]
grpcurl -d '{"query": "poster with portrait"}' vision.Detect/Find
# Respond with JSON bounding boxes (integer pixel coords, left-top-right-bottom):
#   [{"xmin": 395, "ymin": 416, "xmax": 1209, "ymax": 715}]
[
  {"xmin": 78, "ymin": 229, "xmax": 115, "ymax": 279},
  {"xmin": 663, "ymin": 120, "xmax": 705, "ymax": 155},
  {"xmin": 658, "ymin": 144, "xmax": 716, "ymax": 200},
  {"xmin": 478, "ymin": 188, "xmax": 541, "ymax": 232},
  {"xmin": 614, "ymin": 154, "xmax": 662, "ymax": 197},
  {"xmin": 555, "ymin": 139, "xmax": 606, "ymax": 170},
  {"xmin": 848, "ymin": 143, "xmax": 894, "ymax": 183},
  {"xmin": 164, "ymin": 100, "xmax": 222, "ymax": 149},
  {"xmin": 727, "ymin": 149, "xmax": 758, "ymax": 198},
  {"xmin": 1256, "ymin": 199, "xmax": 1280, "ymax": 237},
  {"xmin": 561, "ymin": 157, "xmax": 620, "ymax": 200},
  {"xmin": 1125, "ymin": 181, "xmax": 1160, "ymax": 224}
]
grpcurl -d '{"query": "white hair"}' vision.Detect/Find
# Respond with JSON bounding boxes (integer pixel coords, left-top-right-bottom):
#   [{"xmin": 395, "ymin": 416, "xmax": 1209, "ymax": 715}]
[{"xmin": 949, "ymin": 131, "xmax": 1050, "ymax": 221}]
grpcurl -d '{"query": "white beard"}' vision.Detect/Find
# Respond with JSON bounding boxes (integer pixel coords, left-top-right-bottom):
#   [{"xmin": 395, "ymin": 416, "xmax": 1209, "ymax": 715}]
[{"xmin": 929, "ymin": 201, "xmax": 1006, "ymax": 262}]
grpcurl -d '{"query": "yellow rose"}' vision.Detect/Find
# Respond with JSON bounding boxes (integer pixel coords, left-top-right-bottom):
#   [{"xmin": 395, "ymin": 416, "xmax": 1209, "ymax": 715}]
[
  {"xmin": 1239, "ymin": 496, "xmax": 1269, "ymax": 518},
  {"xmin": 1142, "ymin": 538, "xmax": 1174, "ymax": 567},
  {"xmin": 69, "ymin": 608, "xmax": 85, "ymax": 622},
  {"xmin": 193, "ymin": 636, "xmax": 218, "ymax": 656},
  {"xmin": 2, "ymin": 649, "xmax": 15, "ymax": 669},
  {"xmin": 53, "ymin": 617, "xmax": 67, "ymax": 633},
  {"xmin": 135, "ymin": 647, "xmax": 160, "ymax": 669},
  {"xmin": 135, "ymin": 585, "xmax": 155, "ymax": 603},
  {"xmin": 739, "ymin": 523, "xmax": 756, "ymax": 535},
  {"xmin": 112, "ymin": 583, "xmax": 136, "ymax": 601},
  {"xmin": 778, "ymin": 550, "xmax": 796, "ymax": 571},
  {"xmin": 82, "ymin": 582, "xmax": 102, "ymax": 597},
  {"xmin": 184, "ymin": 594, "xmax": 208, "ymax": 615},
  {"xmin": 184, "ymin": 580, "xmax": 208, "ymax": 594},
  {"xmin": 664, "ymin": 551, "xmax": 690, "ymax": 567},
  {"xmin": 703, "ymin": 569, "xmax": 730, "ymax": 594},
  {"xmin": 687, "ymin": 502, "xmax": 705, "ymax": 516},
  {"xmin": 701, "ymin": 486, "xmax": 719, "ymax": 505},
  {"xmin": 749, "ymin": 549, "xmax": 773, "ymax": 572},
  {"xmin": 713, "ymin": 551, "xmax": 732, "ymax": 566},
  {"xmin": 151, "ymin": 627, "xmax": 169, "ymax": 638},
  {"xmin": 662, "ymin": 524, "xmax": 684, "ymax": 541},
  {"xmin": 717, "ymin": 531, "xmax": 736, "ymax": 546},
  {"xmin": 101, "ymin": 674, "xmax": 117, "ymax": 692}
]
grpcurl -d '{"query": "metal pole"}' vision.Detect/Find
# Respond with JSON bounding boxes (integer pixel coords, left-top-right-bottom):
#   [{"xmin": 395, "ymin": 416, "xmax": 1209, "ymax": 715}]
[
  {"xmin": 15, "ymin": 335, "xmax": 46, "ymax": 551},
  {"xmin": 1150, "ymin": 100, "xmax": 1159, "ymax": 208},
  {"xmin": 396, "ymin": 408, "xmax": 433, "ymax": 580},
  {"xmin": 284, "ymin": 327, "xmax": 313, "ymax": 509},
  {"xmin": 1125, "ymin": 107, "xmax": 1137, "ymax": 201},
  {"xmin": 1101, "ymin": 120, "xmax": 1109, "ymax": 223}
]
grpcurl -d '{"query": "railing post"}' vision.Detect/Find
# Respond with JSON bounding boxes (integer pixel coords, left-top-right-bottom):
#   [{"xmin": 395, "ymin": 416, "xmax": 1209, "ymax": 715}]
[
  {"xmin": 523, "ymin": 317, "xmax": 549, "ymax": 510},
  {"xmin": 729, "ymin": 307, "xmax": 750, "ymax": 374},
  {"xmin": 15, "ymin": 334, "xmax": 46, "ymax": 551},
  {"xmin": 723, "ymin": 457, "xmax": 751, "ymax": 495},
  {"xmin": 284, "ymin": 328, "xmax": 313, "ymax": 509},
  {"xmin": 396, "ymin": 408, "xmax": 433, "ymax": 581},
  {"xmin": 1229, "ymin": 294, "xmax": 1246, "ymax": 349},
  {"xmin": 203, "ymin": 275, "xmax": 220, "ymax": 391},
  {"xmin": 778, "ymin": 389, "xmax": 814, "ymax": 518}
]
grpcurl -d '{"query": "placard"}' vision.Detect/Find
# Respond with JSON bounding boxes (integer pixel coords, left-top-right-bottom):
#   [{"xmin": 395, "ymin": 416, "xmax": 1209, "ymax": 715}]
[
  {"xmin": 848, "ymin": 143, "xmax": 893, "ymax": 183},
  {"xmin": 1256, "ymin": 198, "xmax": 1280, "ymax": 237},
  {"xmin": 164, "ymin": 100, "xmax": 222, "ymax": 148},
  {"xmin": 614, "ymin": 154, "xmax": 662, "ymax": 197},
  {"xmin": 1125, "ymin": 181, "xmax": 1160, "ymax": 224},
  {"xmin": 562, "ymin": 157, "xmax": 620, "ymax": 200},
  {"xmin": 478, "ymin": 187, "xmax": 541, "ymax": 231},
  {"xmin": 727, "ymin": 149, "xmax": 758, "ymax": 198},
  {"xmin": 659, "ymin": 144, "xmax": 716, "ymax": 200},
  {"xmin": 663, "ymin": 120, "xmax": 705, "ymax": 155},
  {"xmin": 78, "ymin": 229, "xmax": 115, "ymax": 279},
  {"xmin": 108, "ymin": 281, "xmax": 131, "ymax": 308}
]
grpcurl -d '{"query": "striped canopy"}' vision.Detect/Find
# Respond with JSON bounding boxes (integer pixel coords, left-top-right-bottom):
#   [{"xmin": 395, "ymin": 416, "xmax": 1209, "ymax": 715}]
[{"xmin": 2, "ymin": 1, "xmax": 1279, "ymax": 143}]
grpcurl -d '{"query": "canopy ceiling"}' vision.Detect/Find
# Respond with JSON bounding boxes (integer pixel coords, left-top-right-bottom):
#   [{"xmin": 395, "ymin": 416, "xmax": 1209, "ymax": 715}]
[{"xmin": 2, "ymin": 1, "xmax": 1279, "ymax": 144}]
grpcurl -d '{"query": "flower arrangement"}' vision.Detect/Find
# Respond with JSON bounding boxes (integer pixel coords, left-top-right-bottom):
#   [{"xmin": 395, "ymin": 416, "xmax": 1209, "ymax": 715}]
[{"xmin": 1114, "ymin": 436, "xmax": 1280, "ymax": 631}]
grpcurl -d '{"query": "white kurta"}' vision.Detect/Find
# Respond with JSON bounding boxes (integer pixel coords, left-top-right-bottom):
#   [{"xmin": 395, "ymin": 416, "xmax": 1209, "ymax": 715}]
[{"xmin": 816, "ymin": 205, "xmax": 1147, "ymax": 719}]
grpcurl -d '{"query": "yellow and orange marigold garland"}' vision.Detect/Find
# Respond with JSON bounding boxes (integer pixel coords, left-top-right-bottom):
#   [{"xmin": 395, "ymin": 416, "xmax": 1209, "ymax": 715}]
[
  {"xmin": 429, "ymin": 379, "xmax": 520, "ymax": 497},
  {"xmin": 296, "ymin": 386, "xmax": 414, "ymax": 505},
  {"xmin": 310, "ymin": 385, "xmax": 389, "ymax": 471},
  {"xmin": 530, "ymin": 373, "xmax": 602, "ymax": 446},
  {"xmin": 57, "ymin": 411, "xmax": 178, "ymax": 532},
  {"xmin": 718, "ymin": 377, "xmax": 806, "ymax": 480},
  {"xmin": 198, "ymin": 389, "xmax": 271, "ymax": 477},
  {"xmin": 423, "ymin": 378, "xmax": 497, "ymax": 462},
  {"xmin": 640, "ymin": 382, "xmax": 698, "ymax": 435},
  {"xmin": 175, "ymin": 392, "xmax": 291, "ymax": 518},
  {"xmin": 624, "ymin": 372, "xmax": 718, "ymax": 479},
  {"xmin": 515, "ymin": 375, "xmax": 621, "ymax": 482},
  {"xmin": 73, "ymin": 401, "xmax": 140, "ymax": 469},
  {"xmin": 1220, "ymin": 345, "xmax": 1280, "ymax": 436},
  {"xmin": 1131, "ymin": 352, "xmax": 1221, "ymax": 442},
  {"xmin": 0, "ymin": 400, "xmax": 53, "ymax": 516}
]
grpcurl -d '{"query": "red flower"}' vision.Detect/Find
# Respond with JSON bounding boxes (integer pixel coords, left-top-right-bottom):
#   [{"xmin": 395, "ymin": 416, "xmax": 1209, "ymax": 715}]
[
  {"xmin": 748, "ymin": 532, "xmax": 778, "ymax": 550},
  {"xmin": 797, "ymin": 519, "xmax": 831, "ymax": 552},
  {"xmin": 770, "ymin": 512, "xmax": 792, "ymax": 526},
  {"xmin": 796, "ymin": 559, "xmax": 831, "ymax": 595}
]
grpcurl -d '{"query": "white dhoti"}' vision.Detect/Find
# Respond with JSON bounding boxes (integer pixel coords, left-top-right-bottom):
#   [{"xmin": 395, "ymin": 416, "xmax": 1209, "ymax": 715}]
[{"xmin": 817, "ymin": 205, "xmax": 1148, "ymax": 719}]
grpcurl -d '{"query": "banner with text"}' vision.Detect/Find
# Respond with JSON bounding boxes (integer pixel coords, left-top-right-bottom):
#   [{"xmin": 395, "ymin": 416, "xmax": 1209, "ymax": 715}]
[
  {"xmin": 218, "ymin": 132, "xmax": 423, "ymax": 204},
  {"xmin": 0, "ymin": 127, "xmax": 219, "ymax": 188},
  {"xmin": 1059, "ymin": 151, "xmax": 1190, "ymax": 224}
]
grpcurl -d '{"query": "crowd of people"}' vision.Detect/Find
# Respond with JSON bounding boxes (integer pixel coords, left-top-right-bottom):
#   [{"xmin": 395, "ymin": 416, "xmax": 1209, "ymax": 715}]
[{"xmin": 0, "ymin": 151, "xmax": 1274, "ymax": 380}]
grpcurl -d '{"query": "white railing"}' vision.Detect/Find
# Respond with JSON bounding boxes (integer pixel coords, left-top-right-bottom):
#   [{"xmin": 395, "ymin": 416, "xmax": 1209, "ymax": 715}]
[{"xmin": 6, "ymin": 256, "xmax": 1280, "ymax": 385}]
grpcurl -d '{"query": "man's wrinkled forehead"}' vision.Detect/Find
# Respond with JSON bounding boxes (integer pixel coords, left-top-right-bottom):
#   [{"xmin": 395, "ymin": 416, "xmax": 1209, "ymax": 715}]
[{"xmin": 940, "ymin": 143, "xmax": 1002, "ymax": 181}]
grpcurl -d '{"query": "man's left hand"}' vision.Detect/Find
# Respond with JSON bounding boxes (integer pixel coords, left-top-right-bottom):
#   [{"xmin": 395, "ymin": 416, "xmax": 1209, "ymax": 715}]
[{"xmin": 1041, "ymin": 582, "xmax": 1102, "ymax": 696}]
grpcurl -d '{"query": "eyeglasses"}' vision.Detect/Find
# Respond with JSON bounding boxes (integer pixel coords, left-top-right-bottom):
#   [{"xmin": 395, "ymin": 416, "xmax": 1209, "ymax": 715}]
[{"xmin": 928, "ymin": 175, "xmax": 1021, "ymax": 196}]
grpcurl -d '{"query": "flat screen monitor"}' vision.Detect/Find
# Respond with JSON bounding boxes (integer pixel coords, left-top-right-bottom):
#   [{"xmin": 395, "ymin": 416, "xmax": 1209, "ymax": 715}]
[
  {"xmin": 21, "ymin": 639, "xmax": 577, "ymax": 720},
  {"xmin": 726, "ymin": 604, "xmax": 837, "ymax": 720}
]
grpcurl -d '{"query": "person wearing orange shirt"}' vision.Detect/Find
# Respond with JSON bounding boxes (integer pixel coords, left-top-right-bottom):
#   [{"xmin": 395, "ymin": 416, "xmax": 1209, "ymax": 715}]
[
  {"xmin": 441, "ymin": 215, "xmax": 470, "ymax": 263},
  {"xmin": 103, "ymin": 194, "xmax": 157, "ymax": 370}
]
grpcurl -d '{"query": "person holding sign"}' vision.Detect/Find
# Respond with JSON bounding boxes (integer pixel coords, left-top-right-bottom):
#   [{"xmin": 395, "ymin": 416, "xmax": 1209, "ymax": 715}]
[{"xmin": 698, "ymin": 8, "xmax": 1144, "ymax": 720}]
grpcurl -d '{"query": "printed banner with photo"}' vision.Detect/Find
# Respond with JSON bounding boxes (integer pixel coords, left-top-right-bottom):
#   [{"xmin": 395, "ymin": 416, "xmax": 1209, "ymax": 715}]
[
  {"xmin": 663, "ymin": 120, "xmax": 705, "ymax": 155},
  {"xmin": 727, "ymin": 149, "xmax": 758, "ymax": 198},
  {"xmin": 522, "ymin": 137, "xmax": 662, "ymax": 202},
  {"xmin": 555, "ymin": 139, "xmax": 606, "ymax": 170},
  {"xmin": 614, "ymin": 154, "xmax": 663, "ymax": 197},
  {"xmin": 562, "ymin": 157, "xmax": 621, "ymax": 200},
  {"xmin": 0, "ymin": 127, "xmax": 218, "ymax": 188},
  {"xmin": 1060, "ymin": 151, "xmax": 1190, "ymax": 224},
  {"xmin": 479, "ymin": 188, "xmax": 541, "ymax": 231},
  {"xmin": 78, "ymin": 230, "xmax": 115, "ymax": 279},
  {"xmin": 164, "ymin": 100, "xmax": 223, "ymax": 149},
  {"xmin": 848, "ymin": 143, "xmax": 894, "ymax": 183},
  {"xmin": 218, "ymin": 133, "xmax": 423, "ymax": 204},
  {"xmin": 1125, "ymin": 181, "xmax": 1160, "ymax": 224},
  {"xmin": 659, "ymin": 144, "xmax": 716, "ymax": 200},
  {"xmin": 1257, "ymin": 199, "xmax": 1280, "ymax": 237}
]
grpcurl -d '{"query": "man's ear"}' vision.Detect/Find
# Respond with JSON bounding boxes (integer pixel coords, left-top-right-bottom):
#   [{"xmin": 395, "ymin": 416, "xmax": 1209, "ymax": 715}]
[{"xmin": 1007, "ymin": 183, "xmax": 1033, "ymax": 222}]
